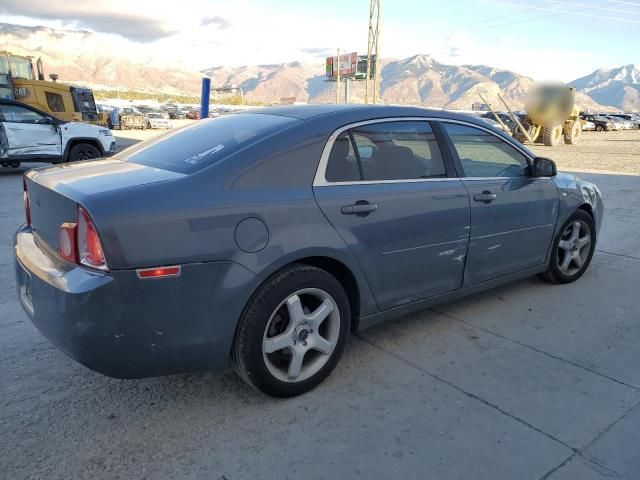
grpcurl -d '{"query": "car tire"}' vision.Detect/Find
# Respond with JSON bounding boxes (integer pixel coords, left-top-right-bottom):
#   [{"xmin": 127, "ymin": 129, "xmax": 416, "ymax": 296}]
[
  {"xmin": 232, "ymin": 264, "xmax": 351, "ymax": 397},
  {"xmin": 540, "ymin": 209, "xmax": 596, "ymax": 284},
  {"xmin": 68, "ymin": 143, "xmax": 102, "ymax": 162},
  {"xmin": 595, "ymin": 125, "xmax": 604, "ymax": 132}
]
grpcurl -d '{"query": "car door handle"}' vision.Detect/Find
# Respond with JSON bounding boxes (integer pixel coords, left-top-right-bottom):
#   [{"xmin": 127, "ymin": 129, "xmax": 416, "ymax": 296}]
[
  {"xmin": 341, "ymin": 202, "xmax": 378, "ymax": 215},
  {"xmin": 473, "ymin": 192, "xmax": 497, "ymax": 203}
]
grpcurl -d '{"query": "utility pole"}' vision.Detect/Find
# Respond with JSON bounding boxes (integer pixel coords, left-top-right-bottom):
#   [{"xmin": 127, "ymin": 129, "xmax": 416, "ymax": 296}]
[
  {"xmin": 336, "ymin": 48, "xmax": 340, "ymax": 104},
  {"xmin": 365, "ymin": 0, "xmax": 381, "ymax": 104}
]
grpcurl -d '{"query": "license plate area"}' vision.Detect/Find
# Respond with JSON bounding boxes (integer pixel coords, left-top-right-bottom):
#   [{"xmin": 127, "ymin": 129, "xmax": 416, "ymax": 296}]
[{"xmin": 18, "ymin": 262, "xmax": 35, "ymax": 316}]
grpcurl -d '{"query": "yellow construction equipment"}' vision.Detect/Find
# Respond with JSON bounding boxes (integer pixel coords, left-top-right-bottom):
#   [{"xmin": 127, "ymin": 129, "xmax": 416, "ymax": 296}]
[
  {"xmin": 0, "ymin": 51, "xmax": 107, "ymax": 125},
  {"xmin": 508, "ymin": 84, "xmax": 582, "ymax": 146}
]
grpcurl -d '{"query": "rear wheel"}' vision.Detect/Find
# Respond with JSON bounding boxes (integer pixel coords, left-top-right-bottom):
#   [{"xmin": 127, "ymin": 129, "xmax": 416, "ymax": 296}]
[
  {"xmin": 595, "ymin": 124, "xmax": 604, "ymax": 132},
  {"xmin": 564, "ymin": 120, "xmax": 582, "ymax": 145},
  {"xmin": 541, "ymin": 210, "xmax": 596, "ymax": 284},
  {"xmin": 68, "ymin": 143, "xmax": 101, "ymax": 162},
  {"xmin": 543, "ymin": 125, "xmax": 563, "ymax": 146},
  {"xmin": 232, "ymin": 264, "xmax": 351, "ymax": 397}
]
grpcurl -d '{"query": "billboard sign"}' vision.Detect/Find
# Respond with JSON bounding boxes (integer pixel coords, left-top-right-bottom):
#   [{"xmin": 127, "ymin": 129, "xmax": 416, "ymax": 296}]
[{"xmin": 325, "ymin": 52, "xmax": 358, "ymax": 79}]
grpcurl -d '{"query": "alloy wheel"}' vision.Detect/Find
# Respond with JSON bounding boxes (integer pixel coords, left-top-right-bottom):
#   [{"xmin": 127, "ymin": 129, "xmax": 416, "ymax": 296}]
[
  {"xmin": 262, "ymin": 288, "xmax": 340, "ymax": 383},
  {"xmin": 557, "ymin": 220, "xmax": 592, "ymax": 276}
]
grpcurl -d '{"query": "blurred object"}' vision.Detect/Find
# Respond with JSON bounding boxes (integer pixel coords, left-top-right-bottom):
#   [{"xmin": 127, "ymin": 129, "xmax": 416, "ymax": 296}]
[{"xmin": 506, "ymin": 84, "xmax": 582, "ymax": 146}]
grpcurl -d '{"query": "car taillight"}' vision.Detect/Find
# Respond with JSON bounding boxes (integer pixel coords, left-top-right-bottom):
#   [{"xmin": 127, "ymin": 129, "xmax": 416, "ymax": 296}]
[
  {"xmin": 23, "ymin": 178, "xmax": 31, "ymax": 226},
  {"xmin": 58, "ymin": 223, "xmax": 78, "ymax": 263},
  {"xmin": 57, "ymin": 206, "xmax": 109, "ymax": 271},
  {"xmin": 77, "ymin": 206, "xmax": 109, "ymax": 271}
]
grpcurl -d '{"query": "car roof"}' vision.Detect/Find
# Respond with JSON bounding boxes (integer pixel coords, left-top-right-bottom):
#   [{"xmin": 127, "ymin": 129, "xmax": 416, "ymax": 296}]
[{"xmin": 247, "ymin": 103, "xmax": 488, "ymax": 124}]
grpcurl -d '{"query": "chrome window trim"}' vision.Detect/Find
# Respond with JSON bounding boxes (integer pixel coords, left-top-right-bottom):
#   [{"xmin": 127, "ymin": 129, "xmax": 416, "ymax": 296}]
[{"xmin": 312, "ymin": 116, "xmax": 535, "ymax": 187}]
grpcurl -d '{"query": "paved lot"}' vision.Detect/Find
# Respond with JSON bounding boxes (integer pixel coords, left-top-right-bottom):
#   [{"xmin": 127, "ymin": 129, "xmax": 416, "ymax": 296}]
[{"xmin": 1, "ymin": 131, "xmax": 639, "ymax": 479}]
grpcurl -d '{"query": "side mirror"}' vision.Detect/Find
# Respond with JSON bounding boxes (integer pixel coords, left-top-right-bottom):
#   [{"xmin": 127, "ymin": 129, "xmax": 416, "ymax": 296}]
[
  {"xmin": 38, "ymin": 116, "xmax": 55, "ymax": 125},
  {"xmin": 533, "ymin": 157, "xmax": 557, "ymax": 177}
]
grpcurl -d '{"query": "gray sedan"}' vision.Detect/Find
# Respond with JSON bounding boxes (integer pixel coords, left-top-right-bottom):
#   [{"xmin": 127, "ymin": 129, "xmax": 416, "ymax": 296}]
[{"xmin": 15, "ymin": 105, "xmax": 603, "ymax": 397}]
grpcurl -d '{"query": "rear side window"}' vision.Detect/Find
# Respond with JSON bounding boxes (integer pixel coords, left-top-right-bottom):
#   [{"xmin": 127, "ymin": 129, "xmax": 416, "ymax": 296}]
[
  {"xmin": 45, "ymin": 92, "xmax": 65, "ymax": 112},
  {"xmin": 325, "ymin": 121, "xmax": 446, "ymax": 182},
  {"xmin": 120, "ymin": 113, "xmax": 297, "ymax": 174}
]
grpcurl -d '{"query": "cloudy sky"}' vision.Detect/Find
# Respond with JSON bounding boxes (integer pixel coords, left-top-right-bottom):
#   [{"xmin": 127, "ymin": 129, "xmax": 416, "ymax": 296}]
[{"xmin": 0, "ymin": 0, "xmax": 638, "ymax": 81}]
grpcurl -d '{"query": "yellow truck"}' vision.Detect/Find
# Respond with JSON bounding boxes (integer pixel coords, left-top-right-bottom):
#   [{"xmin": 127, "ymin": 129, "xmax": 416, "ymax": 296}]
[{"xmin": 0, "ymin": 51, "xmax": 105, "ymax": 125}]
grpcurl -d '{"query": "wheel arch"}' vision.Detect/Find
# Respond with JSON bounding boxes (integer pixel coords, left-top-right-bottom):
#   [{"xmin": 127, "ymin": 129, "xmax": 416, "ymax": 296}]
[
  {"xmin": 578, "ymin": 203, "xmax": 594, "ymax": 217},
  {"xmin": 244, "ymin": 254, "xmax": 364, "ymax": 333},
  {"xmin": 294, "ymin": 256, "xmax": 361, "ymax": 332},
  {"xmin": 63, "ymin": 137, "xmax": 105, "ymax": 161}
]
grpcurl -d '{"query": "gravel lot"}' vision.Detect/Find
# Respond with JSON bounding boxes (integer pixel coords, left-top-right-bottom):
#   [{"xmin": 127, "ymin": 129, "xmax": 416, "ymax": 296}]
[{"xmin": 1, "ymin": 128, "xmax": 639, "ymax": 479}]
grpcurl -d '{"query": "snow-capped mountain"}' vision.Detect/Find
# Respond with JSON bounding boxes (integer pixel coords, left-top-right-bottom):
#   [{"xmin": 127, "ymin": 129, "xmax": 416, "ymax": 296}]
[
  {"xmin": 570, "ymin": 64, "xmax": 640, "ymax": 111},
  {"xmin": 1, "ymin": 22, "xmax": 636, "ymax": 111}
]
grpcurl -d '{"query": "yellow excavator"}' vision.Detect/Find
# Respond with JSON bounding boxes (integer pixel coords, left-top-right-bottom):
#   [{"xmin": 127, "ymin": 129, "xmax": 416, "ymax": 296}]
[
  {"xmin": 514, "ymin": 85, "xmax": 582, "ymax": 146},
  {"xmin": 0, "ymin": 51, "xmax": 107, "ymax": 125}
]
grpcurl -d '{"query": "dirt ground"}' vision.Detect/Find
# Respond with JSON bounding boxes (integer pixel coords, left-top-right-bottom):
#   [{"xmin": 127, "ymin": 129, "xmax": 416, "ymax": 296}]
[
  {"xmin": 114, "ymin": 122, "xmax": 640, "ymax": 175},
  {"xmin": 529, "ymin": 130, "xmax": 640, "ymax": 175}
]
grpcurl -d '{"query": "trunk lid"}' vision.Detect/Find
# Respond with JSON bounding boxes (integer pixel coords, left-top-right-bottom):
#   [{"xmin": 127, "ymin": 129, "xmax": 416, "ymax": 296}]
[{"xmin": 25, "ymin": 159, "xmax": 184, "ymax": 254}]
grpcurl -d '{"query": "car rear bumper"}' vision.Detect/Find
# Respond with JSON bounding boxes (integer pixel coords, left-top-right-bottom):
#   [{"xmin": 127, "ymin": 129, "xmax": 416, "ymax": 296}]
[{"xmin": 14, "ymin": 226, "xmax": 256, "ymax": 378}]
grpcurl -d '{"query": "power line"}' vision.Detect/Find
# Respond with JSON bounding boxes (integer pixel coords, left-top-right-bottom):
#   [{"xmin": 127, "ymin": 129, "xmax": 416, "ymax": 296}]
[
  {"xmin": 486, "ymin": 0, "xmax": 640, "ymax": 24},
  {"xmin": 458, "ymin": 10, "xmax": 535, "ymax": 29},
  {"xmin": 543, "ymin": 0, "xmax": 640, "ymax": 15},
  {"xmin": 466, "ymin": 12, "xmax": 563, "ymax": 32},
  {"xmin": 600, "ymin": 0, "xmax": 640, "ymax": 7}
]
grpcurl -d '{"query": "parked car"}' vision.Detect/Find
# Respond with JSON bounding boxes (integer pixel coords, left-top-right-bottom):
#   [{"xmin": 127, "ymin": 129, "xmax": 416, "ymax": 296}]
[
  {"xmin": 581, "ymin": 120, "xmax": 595, "ymax": 131},
  {"xmin": 108, "ymin": 107, "xmax": 147, "ymax": 130},
  {"xmin": 0, "ymin": 98, "xmax": 115, "ymax": 168},
  {"xmin": 478, "ymin": 112, "xmax": 517, "ymax": 132},
  {"xmin": 580, "ymin": 114, "xmax": 615, "ymax": 132},
  {"xmin": 610, "ymin": 114, "xmax": 640, "ymax": 129},
  {"xmin": 167, "ymin": 109, "xmax": 186, "ymax": 120},
  {"xmin": 15, "ymin": 105, "xmax": 603, "ymax": 397},
  {"xmin": 145, "ymin": 112, "xmax": 172, "ymax": 129},
  {"xmin": 598, "ymin": 115, "xmax": 624, "ymax": 131},
  {"xmin": 478, "ymin": 116, "xmax": 510, "ymax": 133},
  {"xmin": 185, "ymin": 109, "xmax": 200, "ymax": 120}
]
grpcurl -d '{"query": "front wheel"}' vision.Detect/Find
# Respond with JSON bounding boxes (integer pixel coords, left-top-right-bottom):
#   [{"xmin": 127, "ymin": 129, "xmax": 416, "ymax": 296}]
[
  {"xmin": 232, "ymin": 264, "xmax": 351, "ymax": 397},
  {"xmin": 67, "ymin": 143, "xmax": 101, "ymax": 162},
  {"xmin": 541, "ymin": 210, "xmax": 596, "ymax": 284}
]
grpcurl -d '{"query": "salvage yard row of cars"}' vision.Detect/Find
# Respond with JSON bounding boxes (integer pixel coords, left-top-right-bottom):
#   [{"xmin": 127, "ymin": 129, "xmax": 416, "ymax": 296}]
[
  {"xmin": 475, "ymin": 111, "xmax": 640, "ymax": 133},
  {"xmin": 96, "ymin": 103, "xmax": 230, "ymax": 130}
]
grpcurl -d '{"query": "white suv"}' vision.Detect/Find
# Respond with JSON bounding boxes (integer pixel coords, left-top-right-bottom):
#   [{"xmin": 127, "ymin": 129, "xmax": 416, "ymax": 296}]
[{"xmin": 0, "ymin": 99, "xmax": 116, "ymax": 168}]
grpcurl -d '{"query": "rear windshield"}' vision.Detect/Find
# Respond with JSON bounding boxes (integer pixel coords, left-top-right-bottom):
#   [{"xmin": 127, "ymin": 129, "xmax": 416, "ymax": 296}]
[{"xmin": 119, "ymin": 113, "xmax": 297, "ymax": 174}]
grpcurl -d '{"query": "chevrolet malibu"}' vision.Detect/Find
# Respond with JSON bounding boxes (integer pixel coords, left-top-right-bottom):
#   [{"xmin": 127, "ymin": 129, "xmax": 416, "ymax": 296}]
[{"xmin": 15, "ymin": 105, "xmax": 603, "ymax": 397}]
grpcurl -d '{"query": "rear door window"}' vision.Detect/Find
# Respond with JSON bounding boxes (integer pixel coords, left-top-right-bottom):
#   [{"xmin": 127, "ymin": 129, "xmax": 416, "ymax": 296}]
[
  {"xmin": 325, "ymin": 121, "xmax": 447, "ymax": 182},
  {"xmin": 120, "ymin": 113, "xmax": 297, "ymax": 174}
]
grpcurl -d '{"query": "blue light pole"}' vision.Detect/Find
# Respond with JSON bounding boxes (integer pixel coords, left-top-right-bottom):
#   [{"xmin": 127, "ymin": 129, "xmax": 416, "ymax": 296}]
[{"xmin": 200, "ymin": 77, "xmax": 211, "ymax": 120}]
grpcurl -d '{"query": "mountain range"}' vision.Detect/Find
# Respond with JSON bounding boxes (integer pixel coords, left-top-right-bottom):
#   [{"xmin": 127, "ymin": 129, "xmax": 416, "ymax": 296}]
[{"xmin": 1, "ymin": 22, "xmax": 638, "ymax": 111}]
